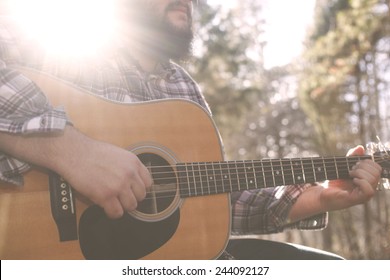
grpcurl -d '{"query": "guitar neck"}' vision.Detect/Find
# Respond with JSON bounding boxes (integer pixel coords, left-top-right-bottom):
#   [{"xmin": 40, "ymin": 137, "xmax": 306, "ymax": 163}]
[{"xmin": 177, "ymin": 155, "xmax": 375, "ymax": 197}]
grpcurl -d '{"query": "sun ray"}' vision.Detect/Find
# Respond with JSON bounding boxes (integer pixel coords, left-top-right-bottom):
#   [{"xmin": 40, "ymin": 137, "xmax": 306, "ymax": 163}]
[{"xmin": 7, "ymin": 0, "xmax": 118, "ymax": 58}]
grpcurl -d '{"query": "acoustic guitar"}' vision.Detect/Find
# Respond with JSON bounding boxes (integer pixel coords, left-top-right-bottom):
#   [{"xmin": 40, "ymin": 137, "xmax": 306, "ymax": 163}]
[{"xmin": 0, "ymin": 68, "xmax": 389, "ymax": 260}]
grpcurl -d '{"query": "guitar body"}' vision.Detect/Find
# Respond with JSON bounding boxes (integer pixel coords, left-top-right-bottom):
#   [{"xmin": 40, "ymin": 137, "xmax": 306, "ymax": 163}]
[{"xmin": 0, "ymin": 68, "xmax": 231, "ymax": 259}]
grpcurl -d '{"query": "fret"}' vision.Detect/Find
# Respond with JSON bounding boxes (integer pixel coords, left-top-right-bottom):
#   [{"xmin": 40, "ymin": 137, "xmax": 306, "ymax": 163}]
[
  {"xmin": 290, "ymin": 158, "xmax": 305, "ymax": 184},
  {"xmin": 191, "ymin": 163, "xmax": 199, "ymax": 196},
  {"xmin": 289, "ymin": 158, "xmax": 296, "ymax": 184},
  {"xmin": 216, "ymin": 162, "xmax": 224, "ymax": 193},
  {"xmin": 187, "ymin": 163, "xmax": 197, "ymax": 196},
  {"xmin": 261, "ymin": 159, "xmax": 274, "ymax": 188},
  {"xmin": 205, "ymin": 162, "xmax": 217, "ymax": 195},
  {"xmin": 311, "ymin": 158, "xmax": 317, "ymax": 182},
  {"xmin": 323, "ymin": 157, "xmax": 337, "ymax": 180},
  {"xmin": 312, "ymin": 158, "xmax": 326, "ymax": 182},
  {"xmin": 198, "ymin": 162, "xmax": 207, "ymax": 196},
  {"xmin": 244, "ymin": 161, "xmax": 256, "ymax": 190},
  {"xmin": 253, "ymin": 160, "xmax": 266, "ymax": 189},
  {"xmin": 177, "ymin": 163, "xmax": 193, "ymax": 197},
  {"xmin": 183, "ymin": 163, "xmax": 192, "ymax": 197},
  {"xmin": 227, "ymin": 162, "xmax": 239, "ymax": 192},
  {"xmin": 281, "ymin": 159, "xmax": 294, "ymax": 185},
  {"xmin": 279, "ymin": 159, "xmax": 286, "ymax": 185},
  {"xmin": 251, "ymin": 160, "xmax": 259, "ymax": 189},
  {"xmin": 221, "ymin": 162, "xmax": 231, "ymax": 193},
  {"xmin": 322, "ymin": 158, "xmax": 329, "ymax": 180},
  {"xmin": 302, "ymin": 158, "xmax": 316, "ymax": 183},
  {"xmin": 236, "ymin": 161, "xmax": 248, "ymax": 190},
  {"xmin": 203, "ymin": 162, "xmax": 211, "ymax": 195},
  {"xmin": 212, "ymin": 162, "xmax": 223, "ymax": 195},
  {"xmin": 335, "ymin": 157, "xmax": 351, "ymax": 179},
  {"xmin": 271, "ymin": 159, "xmax": 284, "ymax": 186},
  {"xmin": 334, "ymin": 157, "xmax": 339, "ymax": 179},
  {"xmin": 300, "ymin": 159, "xmax": 306, "ymax": 182}
]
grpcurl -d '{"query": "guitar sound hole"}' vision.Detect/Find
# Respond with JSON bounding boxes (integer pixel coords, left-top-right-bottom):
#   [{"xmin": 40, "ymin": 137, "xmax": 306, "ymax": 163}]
[{"xmin": 136, "ymin": 153, "xmax": 177, "ymax": 216}]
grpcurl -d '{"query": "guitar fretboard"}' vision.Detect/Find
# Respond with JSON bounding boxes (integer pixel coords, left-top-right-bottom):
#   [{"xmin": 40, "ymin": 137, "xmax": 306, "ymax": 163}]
[{"xmin": 177, "ymin": 155, "xmax": 373, "ymax": 198}]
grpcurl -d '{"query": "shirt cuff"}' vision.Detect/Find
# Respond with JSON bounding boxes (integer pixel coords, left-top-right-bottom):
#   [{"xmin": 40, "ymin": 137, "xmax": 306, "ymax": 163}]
[{"xmin": 0, "ymin": 106, "xmax": 70, "ymax": 135}]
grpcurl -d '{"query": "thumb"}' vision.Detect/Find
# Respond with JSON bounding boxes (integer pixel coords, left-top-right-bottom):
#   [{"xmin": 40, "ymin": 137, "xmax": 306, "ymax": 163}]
[{"xmin": 347, "ymin": 145, "xmax": 365, "ymax": 156}]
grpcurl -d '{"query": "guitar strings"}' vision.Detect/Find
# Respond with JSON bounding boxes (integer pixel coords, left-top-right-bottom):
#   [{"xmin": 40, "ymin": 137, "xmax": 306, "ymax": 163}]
[
  {"xmin": 136, "ymin": 156, "xmax": 389, "ymax": 200},
  {"xmin": 146, "ymin": 166, "xmax": 366, "ymax": 193},
  {"xmin": 143, "ymin": 155, "xmax": 386, "ymax": 183}
]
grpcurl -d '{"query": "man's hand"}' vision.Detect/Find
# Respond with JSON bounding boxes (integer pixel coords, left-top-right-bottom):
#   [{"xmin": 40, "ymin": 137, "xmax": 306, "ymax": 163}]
[
  {"xmin": 288, "ymin": 145, "xmax": 382, "ymax": 222},
  {"xmin": 0, "ymin": 125, "xmax": 153, "ymax": 219},
  {"xmin": 319, "ymin": 145, "xmax": 382, "ymax": 211},
  {"xmin": 58, "ymin": 137, "xmax": 153, "ymax": 219}
]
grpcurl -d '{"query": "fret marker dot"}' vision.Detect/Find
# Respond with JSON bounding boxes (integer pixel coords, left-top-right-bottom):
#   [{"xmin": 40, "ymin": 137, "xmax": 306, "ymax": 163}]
[
  {"xmin": 298, "ymin": 176, "xmax": 301, "ymax": 180},
  {"xmin": 224, "ymin": 175, "xmax": 228, "ymax": 179},
  {"xmin": 250, "ymin": 180, "xmax": 253, "ymax": 184},
  {"xmin": 210, "ymin": 177, "xmax": 213, "ymax": 180}
]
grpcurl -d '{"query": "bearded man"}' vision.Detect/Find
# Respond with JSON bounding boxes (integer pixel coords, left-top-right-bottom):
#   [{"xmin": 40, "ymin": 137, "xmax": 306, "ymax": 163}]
[{"xmin": 0, "ymin": 0, "xmax": 382, "ymax": 259}]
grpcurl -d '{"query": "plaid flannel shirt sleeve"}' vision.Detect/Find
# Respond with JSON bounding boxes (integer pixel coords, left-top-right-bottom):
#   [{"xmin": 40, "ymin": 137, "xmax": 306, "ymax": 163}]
[
  {"xmin": 0, "ymin": 60, "xmax": 70, "ymax": 185},
  {"xmin": 230, "ymin": 183, "xmax": 328, "ymax": 234}
]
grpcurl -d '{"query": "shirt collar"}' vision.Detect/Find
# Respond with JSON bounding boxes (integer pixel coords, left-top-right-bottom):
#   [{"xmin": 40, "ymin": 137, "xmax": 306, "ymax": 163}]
[{"xmin": 118, "ymin": 49, "xmax": 177, "ymax": 80}]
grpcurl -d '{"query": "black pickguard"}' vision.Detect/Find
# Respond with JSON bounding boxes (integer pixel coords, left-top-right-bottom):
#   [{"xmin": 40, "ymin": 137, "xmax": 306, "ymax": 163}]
[{"xmin": 78, "ymin": 205, "xmax": 180, "ymax": 259}]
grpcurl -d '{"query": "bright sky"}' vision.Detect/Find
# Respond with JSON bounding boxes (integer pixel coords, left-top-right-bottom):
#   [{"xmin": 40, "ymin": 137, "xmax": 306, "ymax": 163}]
[{"xmin": 207, "ymin": 0, "xmax": 317, "ymax": 68}]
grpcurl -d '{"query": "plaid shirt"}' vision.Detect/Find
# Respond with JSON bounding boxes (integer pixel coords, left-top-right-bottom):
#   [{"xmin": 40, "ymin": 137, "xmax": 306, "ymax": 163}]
[{"xmin": 0, "ymin": 16, "xmax": 327, "ymax": 234}]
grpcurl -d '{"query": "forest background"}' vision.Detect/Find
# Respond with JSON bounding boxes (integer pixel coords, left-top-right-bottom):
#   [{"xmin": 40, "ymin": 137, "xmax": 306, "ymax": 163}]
[
  {"xmin": 0, "ymin": 0, "xmax": 389, "ymax": 260},
  {"xmin": 188, "ymin": 0, "xmax": 390, "ymax": 259}
]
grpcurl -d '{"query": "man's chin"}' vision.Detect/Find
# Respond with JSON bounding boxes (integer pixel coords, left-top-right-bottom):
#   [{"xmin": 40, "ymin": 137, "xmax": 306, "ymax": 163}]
[{"xmin": 165, "ymin": 19, "xmax": 192, "ymax": 35}]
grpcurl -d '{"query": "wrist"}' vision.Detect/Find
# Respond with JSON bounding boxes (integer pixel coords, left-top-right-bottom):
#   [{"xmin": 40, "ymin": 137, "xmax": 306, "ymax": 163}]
[{"xmin": 288, "ymin": 184, "xmax": 327, "ymax": 222}]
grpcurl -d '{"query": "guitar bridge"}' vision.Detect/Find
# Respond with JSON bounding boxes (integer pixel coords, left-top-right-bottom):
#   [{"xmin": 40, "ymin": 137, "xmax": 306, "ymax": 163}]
[{"xmin": 49, "ymin": 172, "xmax": 78, "ymax": 241}]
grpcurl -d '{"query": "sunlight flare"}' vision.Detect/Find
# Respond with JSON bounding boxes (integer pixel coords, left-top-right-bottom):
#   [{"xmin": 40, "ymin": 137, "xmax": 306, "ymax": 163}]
[{"xmin": 7, "ymin": 0, "xmax": 117, "ymax": 57}]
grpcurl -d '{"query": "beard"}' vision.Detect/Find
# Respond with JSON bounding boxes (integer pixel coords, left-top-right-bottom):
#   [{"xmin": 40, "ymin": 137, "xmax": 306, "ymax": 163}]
[
  {"xmin": 123, "ymin": 0, "xmax": 194, "ymax": 61},
  {"xmin": 155, "ymin": 13, "xmax": 194, "ymax": 61}
]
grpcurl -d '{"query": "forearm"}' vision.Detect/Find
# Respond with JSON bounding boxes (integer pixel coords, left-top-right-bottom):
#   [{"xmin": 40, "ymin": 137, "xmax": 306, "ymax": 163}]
[
  {"xmin": 0, "ymin": 125, "xmax": 87, "ymax": 175},
  {"xmin": 287, "ymin": 184, "xmax": 327, "ymax": 223},
  {"xmin": 1, "ymin": 125, "xmax": 153, "ymax": 219}
]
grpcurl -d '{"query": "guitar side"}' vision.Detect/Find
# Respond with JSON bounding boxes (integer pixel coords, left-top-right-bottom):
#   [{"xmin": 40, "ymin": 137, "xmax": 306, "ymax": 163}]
[{"xmin": 0, "ymin": 68, "xmax": 231, "ymax": 259}]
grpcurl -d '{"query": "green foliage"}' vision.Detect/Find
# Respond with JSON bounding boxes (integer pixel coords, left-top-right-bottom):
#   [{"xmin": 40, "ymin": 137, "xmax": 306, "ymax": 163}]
[
  {"xmin": 189, "ymin": 1, "xmax": 267, "ymax": 143},
  {"xmin": 189, "ymin": 1, "xmax": 318, "ymax": 160},
  {"xmin": 298, "ymin": 0, "xmax": 390, "ymax": 154},
  {"xmin": 189, "ymin": 0, "xmax": 390, "ymax": 259}
]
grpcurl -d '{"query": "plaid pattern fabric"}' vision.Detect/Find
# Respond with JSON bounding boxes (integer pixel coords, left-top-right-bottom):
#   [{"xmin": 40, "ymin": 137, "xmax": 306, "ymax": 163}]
[
  {"xmin": 0, "ymin": 58, "xmax": 69, "ymax": 186},
  {"xmin": 231, "ymin": 184, "xmax": 327, "ymax": 234},
  {"xmin": 0, "ymin": 16, "xmax": 326, "ymax": 233}
]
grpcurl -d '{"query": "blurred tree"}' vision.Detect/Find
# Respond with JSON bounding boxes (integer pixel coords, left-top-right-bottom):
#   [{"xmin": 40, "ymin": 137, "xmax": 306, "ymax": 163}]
[
  {"xmin": 187, "ymin": 0, "xmax": 390, "ymax": 259},
  {"xmin": 297, "ymin": 0, "xmax": 390, "ymax": 259}
]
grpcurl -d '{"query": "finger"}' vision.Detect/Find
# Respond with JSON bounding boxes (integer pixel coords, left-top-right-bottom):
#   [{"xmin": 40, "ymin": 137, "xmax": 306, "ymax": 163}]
[
  {"xmin": 129, "ymin": 174, "xmax": 148, "ymax": 201},
  {"xmin": 119, "ymin": 187, "xmax": 139, "ymax": 212},
  {"xmin": 350, "ymin": 168, "xmax": 377, "ymax": 186},
  {"xmin": 351, "ymin": 178, "xmax": 376, "ymax": 198},
  {"xmin": 140, "ymin": 164, "xmax": 153, "ymax": 189},
  {"xmin": 102, "ymin": 198, "xmax": 125, "ymax": 219},
  {"xmin": 350, "ymin": 160, "xmax": 382, "ymax": 180}
]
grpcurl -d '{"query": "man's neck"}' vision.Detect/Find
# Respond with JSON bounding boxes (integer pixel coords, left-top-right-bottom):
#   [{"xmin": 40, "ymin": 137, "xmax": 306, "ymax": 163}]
[
  {"xmin": 129, "ymin": 40, "xmax": 169, "ymax": 73},
  {"xmin": 135, "ymin": 52, "xmax": 159, "ymax": 72}
]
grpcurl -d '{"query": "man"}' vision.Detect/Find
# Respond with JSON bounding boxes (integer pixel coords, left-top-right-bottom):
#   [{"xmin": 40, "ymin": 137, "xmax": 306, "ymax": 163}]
[{"xmin": 0, "ymin": 0, "xmax": 383, "ymax": 259}]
